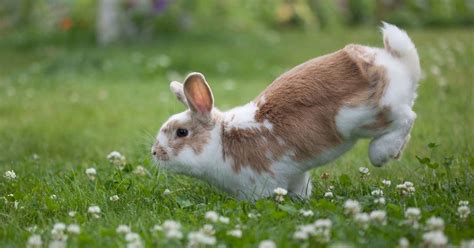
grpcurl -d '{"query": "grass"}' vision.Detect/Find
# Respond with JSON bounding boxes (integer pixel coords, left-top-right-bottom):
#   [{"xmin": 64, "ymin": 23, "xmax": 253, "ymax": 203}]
[{"xmin": 0, "ymin": 27, "xmax": 473, "ymax": 247}]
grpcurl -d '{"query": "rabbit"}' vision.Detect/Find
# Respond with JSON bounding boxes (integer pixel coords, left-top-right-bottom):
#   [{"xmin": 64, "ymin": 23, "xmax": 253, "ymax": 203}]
[{"xmin": 151, "ymin": 23, "xmax": 420, "ymax": 200}]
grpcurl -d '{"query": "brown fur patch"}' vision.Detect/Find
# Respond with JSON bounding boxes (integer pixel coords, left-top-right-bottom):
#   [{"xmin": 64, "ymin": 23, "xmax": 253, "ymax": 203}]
[
  {"xmin": 360, "ymin": 106, "xmax": 392, "ymax": 131},
  {"xmin": 250, "ymin": 45, "xmax": 389, "ymax": 163},
  {"xmin": 221, "ymin": 125, "xmax": 287, "ymax": 174}
]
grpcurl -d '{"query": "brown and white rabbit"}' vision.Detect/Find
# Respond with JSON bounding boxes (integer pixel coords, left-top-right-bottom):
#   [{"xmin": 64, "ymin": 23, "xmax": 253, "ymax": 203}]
[{"xmin": 152, "ymin": 23, "xmax": 420, "ymax": 200}]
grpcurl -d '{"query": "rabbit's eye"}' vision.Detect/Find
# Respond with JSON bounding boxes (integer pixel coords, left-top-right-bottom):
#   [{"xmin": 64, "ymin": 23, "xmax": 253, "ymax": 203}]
[{"xmin": 176, "ymin": 128, "xmax": 189, "ymax": 138}]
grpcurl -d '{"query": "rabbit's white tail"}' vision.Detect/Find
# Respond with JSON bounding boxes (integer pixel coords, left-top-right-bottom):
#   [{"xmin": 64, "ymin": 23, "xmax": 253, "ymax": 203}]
[{"xmin": 381, "ymin": 22, "xmax": 421, "ymax": 82}]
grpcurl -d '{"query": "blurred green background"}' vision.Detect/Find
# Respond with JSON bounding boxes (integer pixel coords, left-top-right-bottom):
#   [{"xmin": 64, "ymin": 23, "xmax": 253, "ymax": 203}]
[{"xmin": 1, "ymin": 0, "xmax": 474, "ymax": 44}]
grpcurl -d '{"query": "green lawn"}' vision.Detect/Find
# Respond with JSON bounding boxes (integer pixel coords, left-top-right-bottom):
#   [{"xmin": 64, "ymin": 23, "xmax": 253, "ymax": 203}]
[{"xmin": 0, "ymin": 27, "xmax": 473, "ymax": 247}]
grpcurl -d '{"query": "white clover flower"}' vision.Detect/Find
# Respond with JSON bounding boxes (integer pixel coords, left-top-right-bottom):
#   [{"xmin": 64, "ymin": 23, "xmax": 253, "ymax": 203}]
[
  {"xmin": 219, "ymin": 216, "xmax": 230, "ymax": 224},
  {"xmin": 3, "ymin": 170, "xmax": 16, "ymax": 180},
  {"xmin": 26, "ymin": 234, "xmax": 42, "ymax": 248},
  {"xmin": 133, "ymin": 166, "xmax": 147, "ymax": 176},
  {"xmin": 396, "ymin": 181, "xmax": 416, "ymax": 196},
  {"xmin": 293, "ymin": 230, "xmax": 309, "ymax": 240},
  {"xmin": 398, "ymin": 237, "xmax": 409, "ymax": 248},
  {"xmin": 88, "ymin": 205, "xmax": 101, "ymax": 218},
  {"xmin": 461, "ymin": 240, "xmax": 474, "ymax": 248},
  {"xmin": 258, "ymin": 240, "xmax": 276, "ymax": 248},
  {"xmin": 109, "ymin": 195, "xmax": 120, "ymax": 201},
  {"xmin": 205, "ymin": 211, "xmax": 219, "ymax": 222},
  {"xmin": 422, "ymin": 231, "xmax": 448, "ymax": 248},
  {"xmin": 404, "ymin": 207, "xmax": 421, "ymax": 228},
  {"xmin": 382, "ymin": 179, "xmax": 391, "ymax": 187},
  {"xmin": 458, "ymin": 206, "xmax": 471, "ymax": 220},
  {"xmin": 374, "ymin": 197, "xmax": 386, "ymax": 205},
  {"xmin": 188, "ymin": 231, "xmax": 216, "ymax": 247},
  {"xmin": 344, "ymin": 199, "xmax": 361, "ymax": 216},
  {"xmin": 107, "ymin": 151, "xmax": 126, "ymax": 170},
  {"xmin": 200, "ymin": 224, "xmax": 215, "ymax": 236},
  {"xmin": 48, "ymin": 240, "xmax": 67, "ymax": 248},
  {"xmin": 359, "ymin": 167, "xmax": 370, "ymax": 177},
  {"xmin": 68, "ymin": 211, "xmax": 76, "ymax": 217},
  {"xmin": 85, "ymin": 168, "xmax": 97, "ymax": 181},
  {"xmin": 371, "ymin": 189, "xmax": 384, "ymax": 197},
  {"xmin": 50, "ymin": 194, "xmax": 58, "ymax": 200},
  {"xmin": 426, "ymin": 217, "xmax": 445, "ymax": 231},
  {"xmin": 324, "ymin": 191, "xmax": 334, "ymax": 198},
  {"xmin": 227, "ymin": 229, "xmax": 242, "ymax": 238},
  {"xmin": 299, "ymin": 209, "xmax": 314, "ymax": 217},
  {"xmin": 125, "ymin": 232, "xmax": 143, "ymax": 248},
  {"xmin": 274, "ymin": 187, "xmax": 288, "ymax": 202},
  {"xmin": 354, "ymin": 213, "xmax": 370, "ymax": 229},
  {"xmin": 162, "ymin": 220, "xmax": 182, "ymax": 232},
  {"xmin": 67, "ymin": 224, "xmax": 80, "ymax": 234},
  {"xmin": 51, "ymin": 223, "xmax": 67, "ymax": 241},
  {"xmin": 165, "ymin": 229, "xmax": 183, "ymax": 239},
  {"xmin": 163, "ymin": 189, "xmax": 171, "ymax": 195},
  {"xmin": 369, "ymin": 210, "xmax": 387, "ymax": 225},
  {"xmin": 116, "ymin": 225, "xmax": 131, "ymax": 234},
  {"xmin": 314, "ymin": 219, "xmax": 332, "ymax": 229}
]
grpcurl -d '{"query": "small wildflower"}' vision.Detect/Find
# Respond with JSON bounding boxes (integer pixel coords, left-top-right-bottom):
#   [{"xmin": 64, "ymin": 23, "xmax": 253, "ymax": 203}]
[
  {"xmin": 227, "ymin": 229, "xmax": 242, "ymax": 238},
  {"xmin": 85, "ymin": 168, "xmax": 97, "ymax": 181},
  {"xmin": 293, "ymin": 230, "xmax": 309, "ymax": 240},
  {"xmin": 359, "ymin": 167, "xmax": 370, "ymax": 178},
  {"xmin": 398, "ymin": 237, "xmax": 409, "ymax": 248},
  {"xmin": 324, "ymin": 191, "xmax": 334, "ymax": 198},
  {"xmin": 67, "ymin": 224, "xmax": 80, "ymax": 234},
  {"xmin": 374, "ymin": 197, "xmax": 386, "ymax": 205},
  {"xmin": 107, "ymin": 151, "xmax": 126, "ymax": 170},
  {"xmin": 274, "ymin": 187, "xmax": 288, "ymax": 202},
  {"xmin": 188, "ymin": 231, "xmax": 216, "ymax": 247},
  {"xmin": 422, "ymin": 231, "xmax": 448, "ymax": 248},
  {"xmin": 88, "ymin": 205, "xmax": 101, "ymax": 218},
  {"xmin": 163, "ymin": 189, "xmax": 171, "ymax": 195},
  {"xmin": 50, "ymin": 194, "xmax": 58, "ymax": 200},
  {"xmin": 354, "ymin": 213, "xmax": 370, "ymax": 229},
  {"xmin": 299, "ymin": 209, "xmax": 314, "ymax": 217},
  {"xmin": 382, "ymin": 179, "xmax": 391, "ymax": 187},
  {"xmin": 205, "ymin": 211, "xmax": 219, "ymax": 222},
  {"xmin": 426, "ymin": 217, "xmax": 444, "ymax": 231},
  {"xmin": 133, "ymin": 166, "xmax": 147, "ymax": 176},
  {"xmin": 109, "ymin": 195, "xmax": 120, "ymax": 201},
  {"xmin": 68, "ymin": 211, "xmax": 76, "ymax": 217},
  {"xmin": 219, "ymin": 216, "xmax": 230, "ymax": 224},
  {"xmin": 3, "ymin": 170, "xmax": 16, "ymax": 180},
  {"xmin": 405, "ymin": 207, "xmax": 421, "ymax": 228},
  {"xmin": 51, "ymin": 223, "xmax": 67, "ymax": 241},
  {"xmin": 200, "ymin": 224, "xmax": 215, "ymax": 236},
  {"xmin": 369, "ymin": 210, "xmax": 387, "ymax": 225},
  {"xmin": 397, "ymin": 181, "xmax": 416, "ymax": 196},
  {"xmin": 344, "ymin": 199, "xmax": 361, "ymax": 216},
  {"xmin": 27, "ymin": 234, "xmax": 42, "ymax": 248},
  {"xmin": 125, "ymin": 232, "xmax": 143, "ymax": 248},
  {"xmin": 259, "ymin": 240, "xmax": 276, "ymax": 248},
  {"xmin": 371, "ymin": 189, "xmax": 384, "ymax": 197},
  {"xmin": 116, "ymin": 225, "xmax": 131, "ymax": 234},
  {"xmin": 458, "ymin": 205, "xmax": 471, "ymax": 220}
]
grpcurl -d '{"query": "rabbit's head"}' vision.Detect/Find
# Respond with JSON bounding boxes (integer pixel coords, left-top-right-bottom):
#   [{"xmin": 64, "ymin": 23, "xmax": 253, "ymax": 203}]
[{"xmin": 152, "ymin": 73, "xmax": 222, "ymax": 176}]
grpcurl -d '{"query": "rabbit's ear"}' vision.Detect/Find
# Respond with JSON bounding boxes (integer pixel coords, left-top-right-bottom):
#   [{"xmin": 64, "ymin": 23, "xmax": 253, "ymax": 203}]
[
  {"xmin": 183, "ymin": 72, "xmax": 214, "ymax": 118},
  {"xmin": 170, "ymin": 81, "xmax": 188, "ymax": 106}
]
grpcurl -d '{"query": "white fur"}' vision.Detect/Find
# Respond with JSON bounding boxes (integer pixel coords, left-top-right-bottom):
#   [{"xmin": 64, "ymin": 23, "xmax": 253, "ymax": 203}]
[{"xmin": 154, "ymin": 23, "xmax": 420, "ymax": 200}]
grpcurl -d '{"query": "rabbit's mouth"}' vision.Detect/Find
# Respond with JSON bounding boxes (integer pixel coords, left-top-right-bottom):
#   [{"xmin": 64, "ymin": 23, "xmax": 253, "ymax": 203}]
[{"xmin": 151, "ymin": 144, "xmax": 170, "ymax": 162}]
